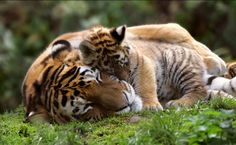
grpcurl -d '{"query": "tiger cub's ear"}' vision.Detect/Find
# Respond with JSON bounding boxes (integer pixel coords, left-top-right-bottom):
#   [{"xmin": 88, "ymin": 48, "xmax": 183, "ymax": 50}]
[
  {"xmin": 79, "ymin": 40, "xmax": 98, "ymax": 65},
  {"xmin": 110, "ymin": 25, "xmax": 126, "ymax": 44},
  {"xmin": 50, "ymin": 39, "xmax": 71, "ymax": 61}
]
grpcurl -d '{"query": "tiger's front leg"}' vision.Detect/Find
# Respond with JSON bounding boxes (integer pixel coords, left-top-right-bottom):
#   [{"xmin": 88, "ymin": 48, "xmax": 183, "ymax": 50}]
[{"xmin": 134, "ymin": 57, "xmax": 163, "ymax": 111}]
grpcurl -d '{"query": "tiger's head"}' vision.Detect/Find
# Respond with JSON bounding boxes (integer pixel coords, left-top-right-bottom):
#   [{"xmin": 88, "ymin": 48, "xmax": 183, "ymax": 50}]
[
  {"xmin": 23, "ymin": 38, "xmax": 142, "ymax": 123},
  {"xmin": 79, "ymin": 25, "xmax": 130, "ymax": 75}
]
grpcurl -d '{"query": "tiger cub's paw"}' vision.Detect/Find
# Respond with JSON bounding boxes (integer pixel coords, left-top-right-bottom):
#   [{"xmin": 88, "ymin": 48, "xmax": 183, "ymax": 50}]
[
  {"xmin": 165, "ymin": 99, "xmax": 191, "ymax": 108},
  {"xmin": 143, "ymin": 101, "xmax": 163, "ymax": 111},
  {"xmin": 165, "ymin": 100, "xmax": 181, "ymax": 108}
]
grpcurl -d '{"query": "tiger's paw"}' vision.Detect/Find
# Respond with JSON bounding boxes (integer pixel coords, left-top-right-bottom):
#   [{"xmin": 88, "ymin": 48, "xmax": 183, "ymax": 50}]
[{"xmin": 143, "ymin": 102, "xmax": 163, "ymax": 111}]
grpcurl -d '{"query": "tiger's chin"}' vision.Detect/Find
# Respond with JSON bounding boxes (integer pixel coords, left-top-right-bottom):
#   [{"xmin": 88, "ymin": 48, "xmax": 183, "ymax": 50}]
[{"xmin": 116, "ymin": 94, "xmax": 143, "ymax": 114}]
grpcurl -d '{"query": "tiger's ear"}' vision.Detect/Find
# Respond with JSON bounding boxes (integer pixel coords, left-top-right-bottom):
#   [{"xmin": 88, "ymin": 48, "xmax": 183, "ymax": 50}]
[
  {"xmin": 50, "ymin": 39, "xmax": 71, "ymax": 61},
  {"xmin": 110, "ymin": 25, "xmax": 126, "ymax": 44}
]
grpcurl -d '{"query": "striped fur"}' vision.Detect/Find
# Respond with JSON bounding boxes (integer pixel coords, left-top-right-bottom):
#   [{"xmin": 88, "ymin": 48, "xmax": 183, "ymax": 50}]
[
  {"xmin": 224, "ymin": 62, "xmax": 236, "ymax": 79},
  {"xmin": 79, "ymin": 25, "xmax": 236, "ymax": 109},
  {"xmin": 22, "ymin": 40, "xmax": 142, "ymax": 123},
  {"xmin": 127, "ymin": 23, "xmax": 226, "ymax": 75}
]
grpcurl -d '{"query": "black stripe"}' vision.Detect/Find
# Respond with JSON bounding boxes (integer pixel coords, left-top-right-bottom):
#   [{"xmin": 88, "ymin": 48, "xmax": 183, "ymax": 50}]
[
  {"xmin": 174, "ymin": 65, "xmax": 189, "ymax": 85},
  {"xmin": 45, "ymin": 90, "xmax": 52, "ymax": 111},
  {"xmin": 157, "ymin": 51, "xmax": 166, "ymax": 94},
  {"xmin": 230, "ymin": 80, "xmax": 236, "ymax": 92},
  {"xmin": 80, "ymin": 69, "xmax": 90, "ymax": 76},
  {"xmin": 52, "ymin": 40, "xmax": 71, "ymax": 47},
  {"xmin": 229, "ymin": 68, "xmax": 236, "ymax": 78},
  {"xmin": 47, "ymin": 65, "xmax": 64, "ymax": 87},
  {"xmin": 123, "ymin": 92, "xmax": 129, "ymax": 104},
  {"xmin": 61, "ymin": 95, "xmax": 67, "ymax": 107},
  {"xmin": 115, "ymin": 105, "xmax": 129, "ymax": 112},
  {"xmin": 168, "ymin": 49, "xmax": 177, "ymax": 78},
  {"xmin": 57, "ymin": 66, "xmax": 77, "ymax": 84},
  {"xmin": 64, "ymin": 67, "xmax": 80, "ymax": 87},
  {"xmin": 171, "ymin": 62, "xmax": 180, "ymax": 82},
  {"xmin": 172, "ymin": 49, "xmax": 187, "ymax": 84},
  {"xmin": 206, "ymin": 76, "xmax": 217, "ymax": 85},
  {"xmin": 49, "ymin": 90, "xmax": 54, "ymax": 112},
  {"xmin": 83, "ymin": 103, "xmax": 94, "ymax": 111},
  {"xmin": 51, "ymin": 40, "xmax": 71, "ymax": 59},
  {"xmin": 33, "ymin": 81, "xmax": 41, "ymax": 97},
  {"xmin": 53, "ymin": 100, "xmax": 59, "ymax": 109},
  {"xmin": 177, "ymin": 72, "xmax": 195, "ymax": 87},
  {"xmin": 53, "ymin": 65, "xmax": 65, "ymax": 84},
  {"xmin": 176, "ymin": 70, "xmax": 192, "ymax": 85},
  {"xmin": 41, "ymin": 66, "xmax": 53, "ymax": 84},
  {"xmin": 72, "ymin": 107, "xmax": 80, "ymax": 113},
  {"xmin": 180, "ymin": 83, "xmax": 202, "ymax": 94}
]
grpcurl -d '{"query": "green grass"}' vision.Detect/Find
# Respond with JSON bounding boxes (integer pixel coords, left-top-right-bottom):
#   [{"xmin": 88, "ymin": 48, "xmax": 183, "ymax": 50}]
[{"xmin": 1, "ymin": 98, "xmax": 236, "ymax": 145}]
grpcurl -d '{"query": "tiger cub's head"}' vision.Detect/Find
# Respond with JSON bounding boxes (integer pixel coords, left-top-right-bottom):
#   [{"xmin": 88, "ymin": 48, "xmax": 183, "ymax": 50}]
[{"xmin": 79, "ymin": 25, "xmax": 130, "ymax": 75}]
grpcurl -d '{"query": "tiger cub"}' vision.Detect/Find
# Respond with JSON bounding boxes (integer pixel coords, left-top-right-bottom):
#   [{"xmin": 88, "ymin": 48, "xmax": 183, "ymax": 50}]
[
  {"xmin": 79, "ymin": 25, "xmax": 236, "ymax": 109},
  {"xmin": 22, "ymin": 39, "xmax": 142, "ymax": 123}
]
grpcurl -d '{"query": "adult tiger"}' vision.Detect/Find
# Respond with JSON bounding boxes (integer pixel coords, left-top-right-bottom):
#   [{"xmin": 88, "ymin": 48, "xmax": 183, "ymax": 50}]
[
  {"xmin": 22, "ymin": 39, "xmax": 142, "ymax": 124},
  {"xmin": 78, "ymin": 25, "xmax": 236, "ymax": 110}
]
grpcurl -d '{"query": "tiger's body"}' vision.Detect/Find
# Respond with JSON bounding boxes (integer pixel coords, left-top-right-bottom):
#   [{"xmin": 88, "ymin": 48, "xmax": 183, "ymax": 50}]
[{"xmin": 79, "ymin": 25, "xmax": 236, "ymax": 109}]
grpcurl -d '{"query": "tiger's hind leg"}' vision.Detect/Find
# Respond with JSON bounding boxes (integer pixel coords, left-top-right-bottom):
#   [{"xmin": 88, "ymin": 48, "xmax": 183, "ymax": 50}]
[{"xmin": 165, "ymin": 73, "xmax": 207, "ymax": 108}]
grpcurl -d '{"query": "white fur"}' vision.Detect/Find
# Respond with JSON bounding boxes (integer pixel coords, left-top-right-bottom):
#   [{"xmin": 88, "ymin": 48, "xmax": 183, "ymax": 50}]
[
  {"xmin": 51, "ymin": 43, "xmax": 65, "ymax": 54},
  {"xmin": 116, "ymin": 26, "xmax": 125, "ymax": 36}
]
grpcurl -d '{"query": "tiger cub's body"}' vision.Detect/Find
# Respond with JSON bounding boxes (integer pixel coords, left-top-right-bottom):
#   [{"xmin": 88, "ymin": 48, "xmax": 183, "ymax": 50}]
[
  {"xmin": 79, "ymin": 25, "xmax": 236, "ymax": 109},
  {"xmin": 127, "ymin": 24, "xmax": 226, "ymax": 75}
]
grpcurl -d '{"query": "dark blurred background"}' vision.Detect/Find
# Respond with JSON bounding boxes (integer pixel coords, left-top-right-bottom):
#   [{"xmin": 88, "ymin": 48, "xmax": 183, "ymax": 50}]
[{"xmin": 0, "ymin": 1, "xmax": 236, "ymax": 113}]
